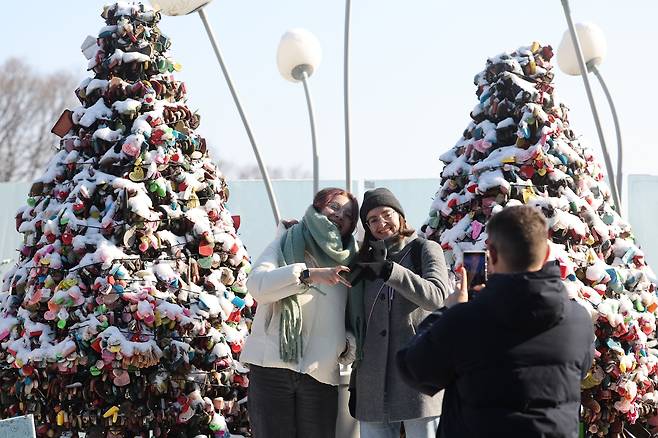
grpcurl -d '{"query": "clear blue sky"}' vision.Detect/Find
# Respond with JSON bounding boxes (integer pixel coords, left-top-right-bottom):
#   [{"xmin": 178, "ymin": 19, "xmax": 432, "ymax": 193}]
[{"xmin": 2, "ymin": 1, "xmax": 655, "ymax": 194}]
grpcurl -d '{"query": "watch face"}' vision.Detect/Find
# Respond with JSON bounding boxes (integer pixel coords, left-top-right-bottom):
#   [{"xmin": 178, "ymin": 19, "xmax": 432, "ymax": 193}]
[{"xmin": 302, "ymin": 269, "xmax": 311, "ymax": 279}]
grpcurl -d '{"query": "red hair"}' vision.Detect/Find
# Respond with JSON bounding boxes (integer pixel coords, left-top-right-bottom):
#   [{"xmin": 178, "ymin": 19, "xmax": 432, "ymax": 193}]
[{"xmin": 312, "ymin": 187, "xmax": 359, "ymax": 236}]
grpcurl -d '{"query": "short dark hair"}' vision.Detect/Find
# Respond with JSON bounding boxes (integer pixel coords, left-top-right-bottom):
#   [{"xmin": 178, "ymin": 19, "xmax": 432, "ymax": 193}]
[
  {"xmin": 486, "ymin": 205, "xmax": 548, "ymax": 272},
  {"xmin": 312, "ymin": 187, "xmax": 359, "ymax": 235}
]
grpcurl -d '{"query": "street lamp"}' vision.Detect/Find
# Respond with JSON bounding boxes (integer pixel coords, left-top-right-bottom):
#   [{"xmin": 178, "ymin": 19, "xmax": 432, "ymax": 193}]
[
  {"xmin": 277, "ymin": 29, "xmax": 322, "ymax": 195},
  {"xmin": 149, "ymin": 0, "xmax": 281, "ymax": 224},
  {"xmin": 557, "ymin": 2, "xmax": 622, "ymax": 213},
  {"xmin": 557, "ymin": 21, "xmax": 623, "ymax": 210},
  {"xmin": 343, "ymin": 0, "xmax": 352, "ymax": 192}
]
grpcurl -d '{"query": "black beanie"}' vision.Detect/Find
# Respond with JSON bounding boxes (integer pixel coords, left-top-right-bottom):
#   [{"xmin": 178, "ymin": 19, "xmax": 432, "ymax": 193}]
[{"xmin": 360, "ymin": 188, "xmax": 405, "ymax": 226}]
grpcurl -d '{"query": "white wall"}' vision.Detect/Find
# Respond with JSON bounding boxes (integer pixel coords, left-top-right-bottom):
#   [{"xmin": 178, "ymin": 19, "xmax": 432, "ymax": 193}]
[{"xmin": 0, "ymin": 175, "xmax": 654, "ymax": 273}]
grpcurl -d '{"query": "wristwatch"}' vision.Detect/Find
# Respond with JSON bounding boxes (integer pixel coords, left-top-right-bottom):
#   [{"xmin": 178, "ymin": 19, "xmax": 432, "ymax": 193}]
[{"xmin": 300, "ymin": 269, "xmax": 311, "ymax": 285}]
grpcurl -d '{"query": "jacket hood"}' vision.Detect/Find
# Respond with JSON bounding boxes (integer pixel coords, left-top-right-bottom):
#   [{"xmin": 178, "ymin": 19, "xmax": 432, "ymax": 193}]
[{"xmin": 479, "ymin": 262, "xmax": 566, "ymax": 331}]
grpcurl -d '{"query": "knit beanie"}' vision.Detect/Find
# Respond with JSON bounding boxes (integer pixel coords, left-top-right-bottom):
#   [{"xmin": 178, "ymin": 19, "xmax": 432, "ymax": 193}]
[{"xmin": 360, "ymin": 188, "xmax": 405, "ymax": 226}]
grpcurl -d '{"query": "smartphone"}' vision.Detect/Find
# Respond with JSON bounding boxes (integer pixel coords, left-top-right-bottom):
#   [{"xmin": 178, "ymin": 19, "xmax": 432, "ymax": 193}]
[
  {"xmin": 370, "ymin": 240, "xmax": 387, "ymax": 262},
  {"xmin": 463, "ymin": 251, "xmax": 488, "ymax": 291}
]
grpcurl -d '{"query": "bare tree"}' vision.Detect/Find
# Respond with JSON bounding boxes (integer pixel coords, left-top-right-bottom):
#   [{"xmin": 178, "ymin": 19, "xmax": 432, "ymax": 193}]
[{"xmin": 0, "ymin": 58, "xmax": 78, "ymax": 181}]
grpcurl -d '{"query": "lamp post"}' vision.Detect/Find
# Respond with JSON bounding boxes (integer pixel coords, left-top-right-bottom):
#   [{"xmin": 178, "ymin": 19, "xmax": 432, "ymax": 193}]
[
  {"xmin": 557, "ymin": 2, "xmax": 622, "ymax": 213},
  {"xmin": 149, "ymin": 0, "xmax": 281, "ymax": 224},
  {"xmin": 277, "ymin": 29, "xmax": 323, "ymax": 195},
  {"xmin": 557, "ymin": 20, "xmax": 623, "ymax": 211},
  {"xmin": 343, "ymin": 0, "xmax": 352, "ymax": 192}
]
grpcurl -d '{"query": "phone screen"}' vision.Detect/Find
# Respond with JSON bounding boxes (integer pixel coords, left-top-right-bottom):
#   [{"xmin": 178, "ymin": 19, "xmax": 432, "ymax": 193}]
[{"xmin": 463, "ymin": 251, "xmax": 487, "ymax": 290}]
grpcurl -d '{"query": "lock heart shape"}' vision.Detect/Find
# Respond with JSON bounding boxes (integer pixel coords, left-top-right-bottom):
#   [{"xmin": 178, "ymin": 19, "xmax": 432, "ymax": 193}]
[
  {"xmin": 112, "ymin": 369, "xmax": 130, "ymax": 387},
  {"xmin": 129, "ymin": 166, "xmax": 145, "ymax": 182}
]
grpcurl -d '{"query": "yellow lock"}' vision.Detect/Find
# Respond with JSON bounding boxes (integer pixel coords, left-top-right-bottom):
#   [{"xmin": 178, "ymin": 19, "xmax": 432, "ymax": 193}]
[
  {"xmin": 530, "ymin": 41, "xmax": 541, "ymax": 53},
  {"xmin": 57, "ymin": 410, "xmax": 65, "ymax": 426},
  {"xmin": 522, "ymin": 187, "xmax": 536, "ymax": 203},
  {"xmin": 527, "ymin": 59, "xmax": 537, "ymax": 75},
  {"xmin": 187, "ymin": 193, "xmax": 200, "ymax": 209},
  {"xmin": 103, "ymin": 405, "xmax": 120, "ymax": 423}
]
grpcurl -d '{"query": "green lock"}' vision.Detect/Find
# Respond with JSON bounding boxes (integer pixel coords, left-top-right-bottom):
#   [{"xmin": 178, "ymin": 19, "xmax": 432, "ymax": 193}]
[
  {"xmin": 198, "ymin": 257, "xmax": 213, "ymax": 269},
  {"xmin": 156, "ymin": 58, "xmax": 167, "ymax": 73}
]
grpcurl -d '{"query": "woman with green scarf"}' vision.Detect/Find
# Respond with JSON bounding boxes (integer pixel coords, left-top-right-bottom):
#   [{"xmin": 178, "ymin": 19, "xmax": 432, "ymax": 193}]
[{"xmin": 242, "ymin": 187, "xmax": 359, "ymax": 438}]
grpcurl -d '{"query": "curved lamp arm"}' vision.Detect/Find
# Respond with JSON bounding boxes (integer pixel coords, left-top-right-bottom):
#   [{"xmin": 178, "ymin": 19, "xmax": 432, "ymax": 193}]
[
  {"xmin": 560, "ymin": 0, "xmax": 621, "ymax": 213},
  {"xmin": 589, "ymin": 63, "xmax": 623, "ymax": 208},
  {"xmin": 197, "ymin": 9, "xmax": 281, "ymax": 224},
  {"xmin": 276, "ymin": 29, "xmax": 322, "ymax": 196},
  {"xmin": 301, "ymin": 71, "xmax": 320, "ymax": 195}
]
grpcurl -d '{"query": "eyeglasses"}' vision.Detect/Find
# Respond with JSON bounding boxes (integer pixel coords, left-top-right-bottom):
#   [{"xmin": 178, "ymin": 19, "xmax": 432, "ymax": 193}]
[
  {"xmin": 366, "ymin": 210, "xmax": 396, "ymax": 227},
  {"xmin": 326, "ymin": 202, "xmax": 354, "ymax": 221}
]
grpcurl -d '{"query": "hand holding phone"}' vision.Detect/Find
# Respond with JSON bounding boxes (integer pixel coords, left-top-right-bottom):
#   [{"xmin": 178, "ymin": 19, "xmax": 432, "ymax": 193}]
[
  {"xmin": 463, "ymin": 251, "xmax": 487, "ymax": 297},
  {"xmin": 370, "ymin": 240, "xmax": 387, "ymax": 262}
]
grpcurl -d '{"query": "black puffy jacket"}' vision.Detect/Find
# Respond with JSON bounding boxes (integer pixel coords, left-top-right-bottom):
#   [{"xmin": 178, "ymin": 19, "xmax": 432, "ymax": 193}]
[{"xmin": 397, "ymin": 262, "xmax": 594, "ymax": 438}]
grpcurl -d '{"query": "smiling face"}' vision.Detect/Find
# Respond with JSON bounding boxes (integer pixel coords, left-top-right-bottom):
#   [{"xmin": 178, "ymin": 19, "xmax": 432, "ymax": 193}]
[
  {"xmin": 366, "ymin": 206, "xmax": 401, "ymax": 240},
  {"xmin": 319, "ymin": 194, "xmax": 356, "ymax": 237}
]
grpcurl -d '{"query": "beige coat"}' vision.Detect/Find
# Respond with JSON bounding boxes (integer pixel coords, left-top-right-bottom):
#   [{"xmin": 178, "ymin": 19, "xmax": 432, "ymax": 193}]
[{"xmin": 241, "ymin": 232, "xmax": 348, "ymax": 386}]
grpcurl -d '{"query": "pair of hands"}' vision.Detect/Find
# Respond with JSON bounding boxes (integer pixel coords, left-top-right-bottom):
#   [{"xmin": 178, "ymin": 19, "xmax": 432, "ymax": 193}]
[
  {"xmin": 281, "ymin": 219, "xmax": 354, "ymax": 288},
  {"xmin": 306, "ymin": 266, "xmax": 352, "ymax": 287},
  {"xmin": 302, "ymin": 260, "xmax": 393, "ymax": 288},
  {"xmin": 444, "ymin": 266, "xmax": 485, "ymax": 308}
]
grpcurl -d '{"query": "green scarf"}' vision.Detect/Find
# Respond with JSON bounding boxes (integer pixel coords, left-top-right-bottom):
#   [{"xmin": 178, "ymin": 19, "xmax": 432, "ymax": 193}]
[{"xmin": 278, "ymin": 206, "xmax": 357, "ymax": 363}]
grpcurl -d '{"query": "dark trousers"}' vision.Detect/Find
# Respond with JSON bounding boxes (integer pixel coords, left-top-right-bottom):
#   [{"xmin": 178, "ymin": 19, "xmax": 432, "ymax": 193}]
[{"xmin": 248, "ymin": 364, "xmax": 338, "ymax": 438}]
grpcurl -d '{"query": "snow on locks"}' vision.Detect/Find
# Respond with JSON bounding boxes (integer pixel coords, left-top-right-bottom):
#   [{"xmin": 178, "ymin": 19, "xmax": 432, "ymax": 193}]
[
  {"xmin": 423, "ymin": 42, "xmax": 658, "ymax": 436},
  {"xmin": 0, "ymin": 2, "xmax": 254, "ymax": 437}
]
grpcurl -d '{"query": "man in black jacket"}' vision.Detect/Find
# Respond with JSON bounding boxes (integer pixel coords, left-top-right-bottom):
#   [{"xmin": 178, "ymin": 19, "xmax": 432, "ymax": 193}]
[{"xmin": 397, "ymin": 205, "xmax": 595, "ymax": 438}]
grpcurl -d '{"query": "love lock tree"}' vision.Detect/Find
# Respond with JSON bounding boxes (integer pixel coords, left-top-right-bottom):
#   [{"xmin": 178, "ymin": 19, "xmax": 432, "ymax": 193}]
[
  {"xmin": 0, "ymin": 2, "xmax": 254, "ymax": 437},
  {"xmin": 423, "ymin": 42, "xmax": 658, "ymax": 437}
]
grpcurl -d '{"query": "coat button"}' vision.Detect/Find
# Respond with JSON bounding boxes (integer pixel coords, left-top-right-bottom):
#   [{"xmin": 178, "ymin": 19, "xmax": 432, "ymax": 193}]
[
  {"xmin": 380, "ymin": 329, "xmax": 387, "ymax": 337},
  {"xmin": 379, "ymin": 293, "xmax": 386, "ymax": 301}
]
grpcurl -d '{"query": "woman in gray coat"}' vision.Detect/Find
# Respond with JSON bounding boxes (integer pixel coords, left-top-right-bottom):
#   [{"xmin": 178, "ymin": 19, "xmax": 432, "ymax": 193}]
[{"xmin": 347, "ymin": 187, "xmax": 451, "ymax": 438}]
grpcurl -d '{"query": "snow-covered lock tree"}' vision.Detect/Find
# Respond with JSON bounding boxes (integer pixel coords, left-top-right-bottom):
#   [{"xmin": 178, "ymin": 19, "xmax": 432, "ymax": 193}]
[
  {"xmin": 423, "ymin": 42, "xmax": 658, "ymax": 437},
  {"xmin": 0, "ymin": 2, "xmax": 254, "ymax": 437}
]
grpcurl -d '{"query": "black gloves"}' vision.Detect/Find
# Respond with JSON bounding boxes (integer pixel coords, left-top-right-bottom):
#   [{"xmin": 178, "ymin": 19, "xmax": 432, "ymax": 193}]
[{"xmin": 358, "ymin": 260, "xmax": 394, "ymax": 281}]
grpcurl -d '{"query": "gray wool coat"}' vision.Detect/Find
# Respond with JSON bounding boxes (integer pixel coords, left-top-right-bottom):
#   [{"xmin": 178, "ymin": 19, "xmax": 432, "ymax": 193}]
[{"xmin": 354, "ymin": 233, "xmax": 451, "ymax": 422}]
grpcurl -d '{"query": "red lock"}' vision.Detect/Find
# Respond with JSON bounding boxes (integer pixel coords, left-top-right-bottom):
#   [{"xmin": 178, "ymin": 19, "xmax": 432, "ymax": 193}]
[
  {"xmin": 91, "ymin": 337, "xmax": 102, "ymax": 353},
  {"xmin": 227, "ymin": 309, "xmax": 241, "ymax": 323},
  {"xmin": 61, "ymin": 232, "xmax": 73, "ymax": 246},
  {"xmin": 520, "ymin": 165, "xmax": 534, "ymax": 179}
]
